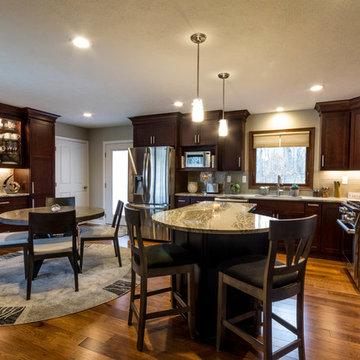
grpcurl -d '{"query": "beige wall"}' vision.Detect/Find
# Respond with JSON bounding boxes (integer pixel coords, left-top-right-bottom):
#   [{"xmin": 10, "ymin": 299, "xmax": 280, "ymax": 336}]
[
  {"xmin": 88, "ymin": 125, "xmax": 132, "ymax": 207},
  {"xmin": 55, "ymin": 122, "xmax": 89, "ymax": 140}
]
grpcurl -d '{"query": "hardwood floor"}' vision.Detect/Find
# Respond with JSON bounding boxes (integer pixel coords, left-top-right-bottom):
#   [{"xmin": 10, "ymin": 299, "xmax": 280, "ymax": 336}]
[{"xmin": 1, "ymin": 237, "xmax": 360, "ymax": 359}]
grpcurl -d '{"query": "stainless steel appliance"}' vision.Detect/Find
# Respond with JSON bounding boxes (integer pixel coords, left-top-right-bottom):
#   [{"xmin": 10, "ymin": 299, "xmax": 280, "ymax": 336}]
[
  {"xmin": 128, "ymin": 146, "xmax": 175, "ymax": 241},
  {"xmin": 206, "ymin": 183, "xmax": 219, "ymax": 194},
  {"xmin": 337, "ymin": 200, "xmax": 360, "ymax": 288},
  {"xmin": 185, "ymin": 151, "xmax": 211, "ymax": 168}
]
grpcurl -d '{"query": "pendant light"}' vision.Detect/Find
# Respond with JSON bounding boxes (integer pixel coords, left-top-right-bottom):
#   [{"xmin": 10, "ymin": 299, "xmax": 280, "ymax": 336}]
[
  {"xmin": 190, "ymin": 33, "xmax": 206, "ymax": 123},
  {"xmin": 218, "ymin": 72, "xmax": 229, "ymax": 136}
]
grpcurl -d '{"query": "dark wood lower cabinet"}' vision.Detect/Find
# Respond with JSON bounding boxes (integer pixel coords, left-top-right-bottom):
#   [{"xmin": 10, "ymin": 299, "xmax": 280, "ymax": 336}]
[
  {"xmin": 320, "ymin": 202, "xmax": 342, "ymax": 257},
  {"xmin": 175, "ymin": 195, "xmax": 215, "ymax": 208},
  {"xmin": 305, "ymin": 202, "xmax": 322, "ymax": 253}
]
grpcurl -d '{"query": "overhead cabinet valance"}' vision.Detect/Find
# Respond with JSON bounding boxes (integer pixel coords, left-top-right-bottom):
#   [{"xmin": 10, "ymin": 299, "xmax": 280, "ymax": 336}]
[{"xmin": 252, "ymin": 131, "xmax": 310, "ymax": 148}]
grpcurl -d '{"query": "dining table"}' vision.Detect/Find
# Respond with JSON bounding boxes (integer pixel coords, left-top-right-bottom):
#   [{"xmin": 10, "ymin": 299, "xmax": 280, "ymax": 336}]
[
  {"xmin": 0, "ymin": 205, "xmax": 105, "ymax": 276},
  {"xmin": 152, "ymin": 200, "xmax": 272, "ymax": 338},
  {"xmin": 0, "ymin": 206, "xmax": 105, "ymax": 226}
]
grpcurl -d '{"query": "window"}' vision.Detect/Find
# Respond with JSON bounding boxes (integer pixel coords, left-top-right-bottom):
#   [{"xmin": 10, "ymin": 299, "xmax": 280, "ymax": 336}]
[{"xmin": 249, "ymin": 128, "xmax": 315, "ymax": 189}]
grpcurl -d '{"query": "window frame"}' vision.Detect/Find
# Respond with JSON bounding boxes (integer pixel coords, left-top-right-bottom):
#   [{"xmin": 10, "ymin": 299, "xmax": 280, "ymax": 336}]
[{"xmin": 248, "ymin": 127, "xmax": 315, "ymax": 190}]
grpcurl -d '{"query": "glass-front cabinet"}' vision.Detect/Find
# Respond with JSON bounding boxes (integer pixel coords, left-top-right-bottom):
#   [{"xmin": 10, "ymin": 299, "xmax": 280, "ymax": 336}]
[{"xmin": 0, "ymin": 117, "xmax": 22, "ymax": 166}]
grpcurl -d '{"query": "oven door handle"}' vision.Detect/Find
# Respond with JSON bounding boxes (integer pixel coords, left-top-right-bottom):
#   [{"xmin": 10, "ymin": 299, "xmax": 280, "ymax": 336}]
[{"xmin": 337, "ymin": 219, "xmax": 355, "ymax": 235}]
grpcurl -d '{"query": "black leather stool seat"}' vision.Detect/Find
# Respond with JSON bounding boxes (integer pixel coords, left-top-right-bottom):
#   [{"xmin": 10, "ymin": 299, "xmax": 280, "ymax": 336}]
[
  {"xmin": 135, "ymin": 244, "xmax": 196, "ymax": 269},
  {"xmin": 219, "ymin": 254, "xmax": 299, "ymax": 289}
]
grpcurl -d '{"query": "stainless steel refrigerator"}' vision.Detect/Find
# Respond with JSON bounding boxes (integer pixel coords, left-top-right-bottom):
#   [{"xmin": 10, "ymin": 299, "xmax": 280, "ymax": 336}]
[{"xmin": 128, "ymin": 146, "xmax": 175, "ymax": 241}]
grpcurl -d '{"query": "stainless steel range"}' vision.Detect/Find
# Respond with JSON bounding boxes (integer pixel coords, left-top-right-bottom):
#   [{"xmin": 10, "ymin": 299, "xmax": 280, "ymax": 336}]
[{"xmin": 338, "ymin": 200, "xmax": 360, "ymax": 288}]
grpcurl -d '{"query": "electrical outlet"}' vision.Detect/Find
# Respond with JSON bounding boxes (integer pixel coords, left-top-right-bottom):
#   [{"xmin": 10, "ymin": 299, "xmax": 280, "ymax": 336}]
[
  {"xmin": 242, "ymin": 175, "xmax": 247, "ymax": 183},
  {"xmin": 342, "ymin": 176, "xmax": 348, "ymax": 185},
  {"xmin": 227, "ymin": 175, "xmax": 231, "ymax": 183}
]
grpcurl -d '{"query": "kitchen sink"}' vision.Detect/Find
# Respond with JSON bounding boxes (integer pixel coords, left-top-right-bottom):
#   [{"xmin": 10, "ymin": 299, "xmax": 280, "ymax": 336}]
[{"xmin": 254, "ymin": 194, "xmax": 303, "ymax": 199}]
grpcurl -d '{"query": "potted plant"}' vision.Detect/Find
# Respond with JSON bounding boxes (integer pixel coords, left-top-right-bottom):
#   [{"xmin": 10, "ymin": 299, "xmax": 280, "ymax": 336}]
[
  {"xmin": 230, "ymin": 181, "xmax": 241, "ymax": 194},
  {"xmin": 290, "ymin": 184, "xmax": 300, "ymax": 197}
]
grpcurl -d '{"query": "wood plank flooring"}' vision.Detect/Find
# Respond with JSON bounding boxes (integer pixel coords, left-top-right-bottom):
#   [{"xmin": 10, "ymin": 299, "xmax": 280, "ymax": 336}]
[{"xmin": 1, "ymin": 237, "xmax": 360, "ymax": 359}]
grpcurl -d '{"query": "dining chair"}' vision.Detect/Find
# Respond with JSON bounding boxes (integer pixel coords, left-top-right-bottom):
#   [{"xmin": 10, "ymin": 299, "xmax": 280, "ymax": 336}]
[
  {"xmin": 125, "ymin": 204, "xmax": 196, "ymax": 351},
  {"xmin": 26, "ymin": 210, "xmax": 78, "ymax": 300},
  {"xmin": 45, "ymin": 196, "xmax": 75, "ymax": 207},
  {"xmin": 79, "ymin": 200, "xmax": 124, "ymax": 270},
  {"xmin": 216, "ymin": 215, "xmax": 317, "ymax": 360},
  {"xmin": 0, "ymin": 231, "xmax": 29, "ymax": 278}
]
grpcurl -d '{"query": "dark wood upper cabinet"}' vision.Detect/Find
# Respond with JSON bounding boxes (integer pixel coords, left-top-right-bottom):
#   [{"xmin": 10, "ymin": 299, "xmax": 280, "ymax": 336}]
[
  {"xmin": 24, "ymin": 108, "xmax": 59, "ymax": 207},
  {"xmin": 218, "ymin": 110, "xmax": 249, "ymax": 171},
  {"xmin": 130, "ymin": 112, "xmax": 181, "ymax": 147},
  {"xmin": 315, "ymin": 96, "xmax": 360, "ymax": 170},
  {"xmin": 350, "ymin": 106, "xmax": 360, "ymax": 169},
  {"xmin": 179, "ymin": 111, "xmax": 221, "ymax": 147}
]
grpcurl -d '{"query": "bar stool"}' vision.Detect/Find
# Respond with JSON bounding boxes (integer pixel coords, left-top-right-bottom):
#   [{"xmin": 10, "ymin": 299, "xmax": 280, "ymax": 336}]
[
  {"xmin": 125, "ymin": 204, "xmax": 196, "ymax": 351},
  {"xmin": 216, "ymin": 215, "xmax": 317, "ymax": 360}
]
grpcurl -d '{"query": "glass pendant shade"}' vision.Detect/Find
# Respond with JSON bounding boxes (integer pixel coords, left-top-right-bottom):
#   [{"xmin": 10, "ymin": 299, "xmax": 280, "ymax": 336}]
[
  {"xmin": 192, "ymin": 98, "xmax": 204, "ymax": 123},
  {"xmin": 218, "ymin": 119, "xmax": 228, "ymax": 136}
]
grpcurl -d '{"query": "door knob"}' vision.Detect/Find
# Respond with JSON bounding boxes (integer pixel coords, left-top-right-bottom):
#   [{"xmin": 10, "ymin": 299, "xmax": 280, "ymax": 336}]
[{"xmin": 83, "ymin": 186, "xmax": 88, "ymax": 190}]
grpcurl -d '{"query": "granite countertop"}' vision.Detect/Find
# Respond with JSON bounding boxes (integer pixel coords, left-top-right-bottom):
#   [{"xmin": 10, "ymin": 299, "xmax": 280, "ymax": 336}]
[
  {"xmin": 152, "ymin": 201, "xmax": 271, "ymax": 234},
  {"xmin": 0, "ymin": 193, "xmax": 30, "ymax": 198},
  {"xmin": 175, "ymin": 192, "xmax": 348, "ymax": 203}
]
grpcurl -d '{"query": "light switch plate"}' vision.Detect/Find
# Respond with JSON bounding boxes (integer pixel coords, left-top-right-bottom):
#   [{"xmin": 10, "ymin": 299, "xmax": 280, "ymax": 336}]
[
  {"xmin": 242, "ymin": 175, "xmax": 247, "ymax": 183},
  {"xmin": 227, "ymin": 175, "xmax": 231, "ymax": 183},
  {"xmin": 342, "ymin": 176, "xmax": 348, "ymax": 185}
]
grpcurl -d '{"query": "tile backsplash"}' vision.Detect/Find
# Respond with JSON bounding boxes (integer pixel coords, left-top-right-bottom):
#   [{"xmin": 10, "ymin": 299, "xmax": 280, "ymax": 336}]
[
  {"xmin": 187, "ymin": 170, "xmax": 360, "ymax": 198},
  {"xmin": 0, "ymin": 168, "xmax": 13, "ymax": 194}
]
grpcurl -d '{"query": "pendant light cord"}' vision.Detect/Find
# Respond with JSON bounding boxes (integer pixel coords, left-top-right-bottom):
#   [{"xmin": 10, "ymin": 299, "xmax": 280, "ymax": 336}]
[
  {"xmin": 197, "ymin": 42, "xmax": 200, "ymax": 98},
  {"xmin": 222, "ymin": 78, "xmax": 225, "ymax": 119}
]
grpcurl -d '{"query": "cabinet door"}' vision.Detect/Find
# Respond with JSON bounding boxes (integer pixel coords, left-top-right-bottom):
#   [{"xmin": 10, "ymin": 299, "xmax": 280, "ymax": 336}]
[
  {"xmin": 152, "ymin": 121, "xmax": 177, "ymax": 146},
  {"xmin": 305, "ymin": 202, "xmax": 321, "ymax": 253},
  {"xmin": 180, "ymin": 120, "xmax": 199, "ymax": 146},
  {"xmin": 28, "ymin": 116, "xmax": 56, "ymax": 207},
  {"xmin": 350, "ymin": 109, "xmax": 360, "ymax": 170},
  {"xmin": 198, "ymin": 121, "xmax": 218, "ymax": 146},
  {"xmin": 133, "ymin": 124, "xmax": 152, "ymax": 147},
  {"xmin": 0, "ymin": 196, "xmax": 29, "ymax": 232},
  {"xmin": 249, "ymin": 199, "xmax": 278, "ymax": 217},
  {"xmin": 321, "ymin": 111, "xmax": 350, "ymax": 170},
  {"xmin": 220, "ymin": 119, "xmax": 245, "ymax": 170},
  {"xmin": 276, "ymin": 201, "xmax": 305, "ymax": 219},
  {"xmin": 320, "ymin": 202, "xmax": 342, "ymax": 256}
]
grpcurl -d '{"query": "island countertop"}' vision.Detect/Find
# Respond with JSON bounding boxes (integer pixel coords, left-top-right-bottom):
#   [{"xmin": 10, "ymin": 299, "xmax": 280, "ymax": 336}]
[{"xmin": 152, "ymin": 201, "xmax": 272, "ymax": 234}]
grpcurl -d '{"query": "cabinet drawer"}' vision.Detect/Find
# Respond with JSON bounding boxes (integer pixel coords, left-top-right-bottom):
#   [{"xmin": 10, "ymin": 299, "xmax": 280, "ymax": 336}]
[
  {"xmin": 190, "ymin": 196, "xmax": 215, "ymax": 204},
  {"xmin": 175, "ymin": 196, "xmax": 191, "ymax": 208}
]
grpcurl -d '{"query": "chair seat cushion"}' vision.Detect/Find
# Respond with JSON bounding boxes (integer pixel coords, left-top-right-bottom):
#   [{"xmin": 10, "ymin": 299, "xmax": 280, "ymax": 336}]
[
  {"xmin": 80, "ymin": 225, "xmax": 115, "ymax": 239},
  {"xmin": 135, "ymin": 244, "xmax": 196, "ymax": 269},
  {"xmin": 0, "ymin": 231, "xmax": 28, "ymax": 247},
  {"xmin": 34, "ymin": 236, "xmax": 73, "ymax": 255},
  {"xmin": 219, "ymin": 255, "xmax": 299, "ymax": 289}
]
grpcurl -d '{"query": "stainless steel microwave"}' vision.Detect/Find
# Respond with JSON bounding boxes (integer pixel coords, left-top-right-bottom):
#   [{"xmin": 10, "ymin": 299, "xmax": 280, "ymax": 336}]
[{"xmin": 185, "ymin": 151, "xmax": 211, "ymax": 168}]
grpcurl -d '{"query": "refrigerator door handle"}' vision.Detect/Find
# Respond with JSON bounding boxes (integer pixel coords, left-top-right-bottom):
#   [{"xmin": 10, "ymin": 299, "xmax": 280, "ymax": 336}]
[
  {"xmin": 144, "ymin": 148, "xmax": 151, "ymax": 203},
  {"xmin": 142, "ymin": 149, "xmax": 148, "ymax": 201}
]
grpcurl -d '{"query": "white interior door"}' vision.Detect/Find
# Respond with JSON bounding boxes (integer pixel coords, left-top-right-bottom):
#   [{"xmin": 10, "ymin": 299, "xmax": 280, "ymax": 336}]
[
  {"xmin": 104, "ymin": 141, "xmax": 132, "ymax": 224},
  {"xmin": 55, "ymin": 137, "xmax": 89, "ymax": 206}
]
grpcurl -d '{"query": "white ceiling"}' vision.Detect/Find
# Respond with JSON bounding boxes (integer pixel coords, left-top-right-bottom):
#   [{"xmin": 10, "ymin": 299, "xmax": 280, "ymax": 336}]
[{"xmin": 1, "ymin": 0, "xmax": 360, "ymax": 128}]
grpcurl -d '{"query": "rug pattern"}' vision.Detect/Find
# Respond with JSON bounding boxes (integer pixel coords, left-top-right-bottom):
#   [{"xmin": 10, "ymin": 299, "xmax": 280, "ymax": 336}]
[{"xmin": 0, "ymin": 239, "xmax": 134, "ymax": 326}]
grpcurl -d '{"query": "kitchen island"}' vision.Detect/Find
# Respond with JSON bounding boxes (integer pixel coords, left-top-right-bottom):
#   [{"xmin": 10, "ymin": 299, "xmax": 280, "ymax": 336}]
[{"xmin": 152, "ymin": 201, "xmax": 271, "ymax": 337}]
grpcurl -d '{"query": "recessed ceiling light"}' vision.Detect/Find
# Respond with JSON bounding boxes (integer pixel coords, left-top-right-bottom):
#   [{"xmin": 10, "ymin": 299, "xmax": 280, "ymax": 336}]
[
  {"xmin": 83, "ymin": 112, "xmax": 92, "ymax": 118},
  {"xmin": 174, "ymin": 101, "xmax": 184, "ymax": 107},
  {"xmin": 72, "ymin": 37, "xmax": 90, "ymax": 49},
  {"xmin": 310, "ymin": 84, "xmax": 323, "ymax": 92},
  {"xmin": 276, "ymin": 107, "xmax": 284, "ymax": 112}
]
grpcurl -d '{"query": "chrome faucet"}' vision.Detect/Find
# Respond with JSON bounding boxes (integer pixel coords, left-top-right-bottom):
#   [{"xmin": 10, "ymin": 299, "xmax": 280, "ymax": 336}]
[{"xmin": 276, "ymin": 175, "xmax": 283, "ymax": 196}]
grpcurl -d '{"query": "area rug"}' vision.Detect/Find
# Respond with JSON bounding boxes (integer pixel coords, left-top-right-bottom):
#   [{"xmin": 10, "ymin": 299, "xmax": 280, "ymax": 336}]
[{"xmin": 0, "ymin": 243, "xmax": 134, "ymax": 326}]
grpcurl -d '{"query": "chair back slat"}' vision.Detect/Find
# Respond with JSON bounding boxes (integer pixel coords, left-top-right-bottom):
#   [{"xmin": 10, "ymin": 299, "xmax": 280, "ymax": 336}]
[
  {"xmin": 45, "ymin": 197, "xmax": 75, "ymax": 207},
  {"xmin": 265, "ymin": 215, "xmax": 317, "ymax": 289},
  {"xmin": 112, "ymin": 200, "xmax": 124, "ymax": 237},
  {"xmin": 125, "ymin": 204, "xmax": 148, "ymax": 271}
]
